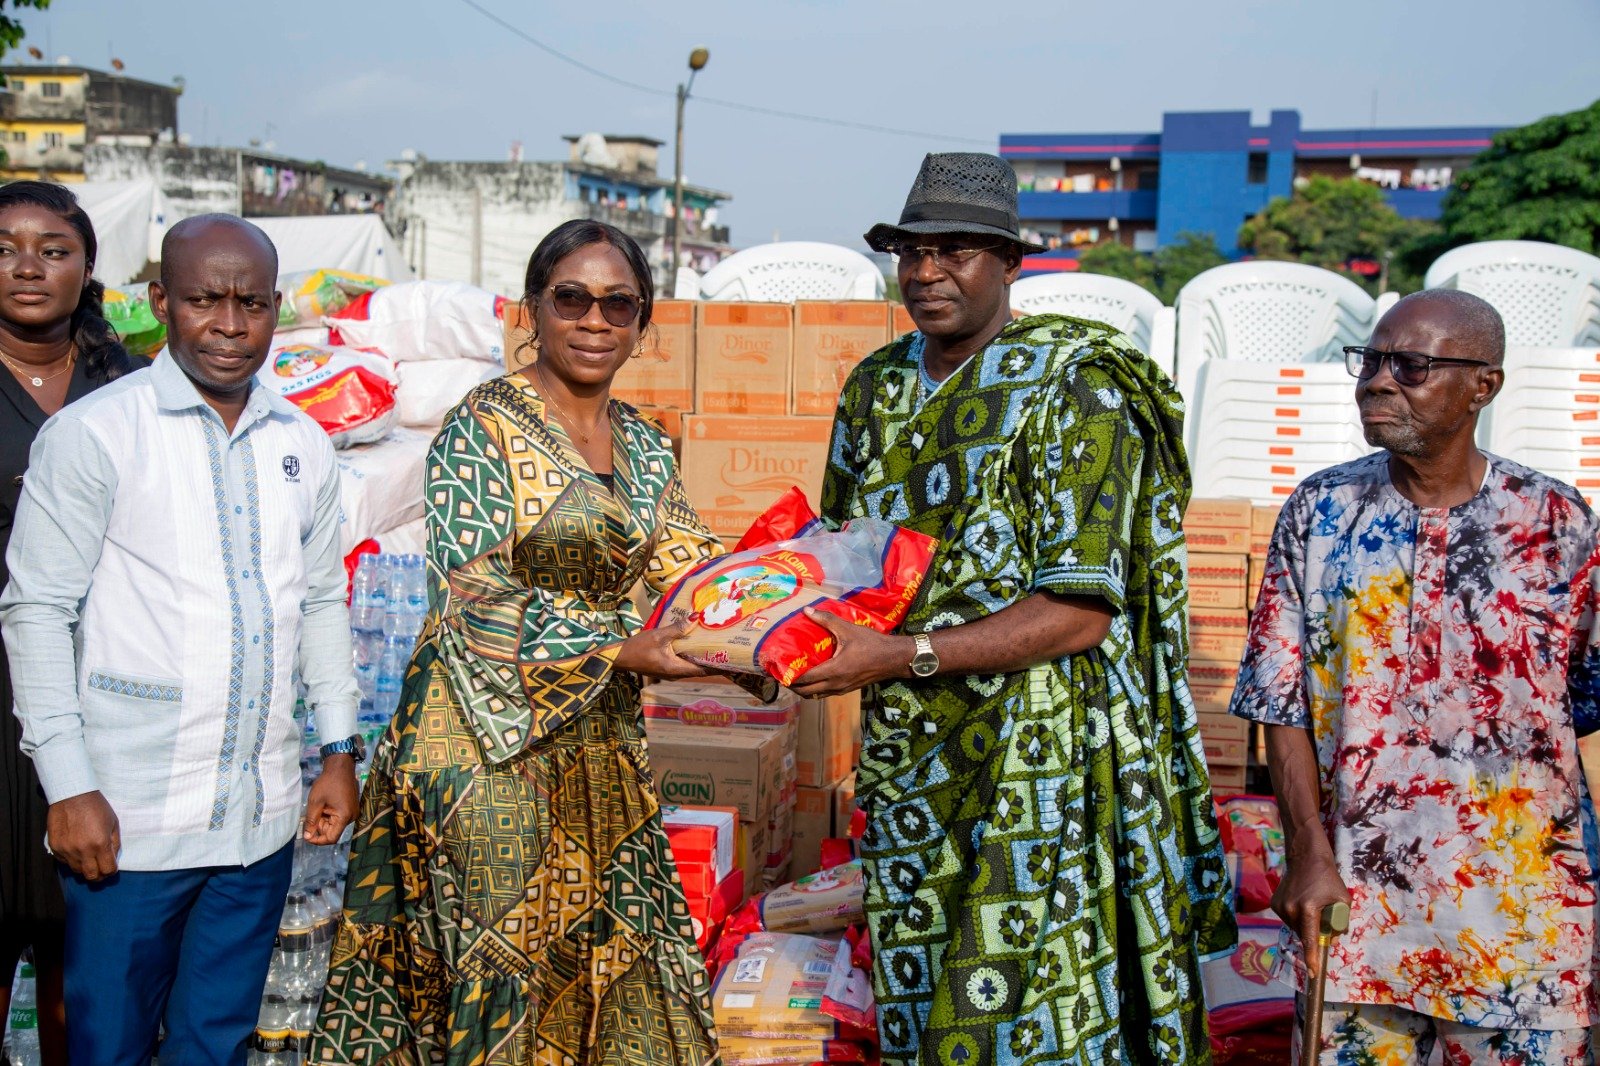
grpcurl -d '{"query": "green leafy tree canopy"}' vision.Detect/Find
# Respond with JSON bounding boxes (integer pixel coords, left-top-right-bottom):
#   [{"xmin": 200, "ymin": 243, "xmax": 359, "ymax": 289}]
[
  {"xmin": 1237, "ymin": 175, "xmax": 1434, "ymax": 295},
  {"xmin": 1433, "ymin": 98, "xmax": 1600, "ymax": 254},
  {"xmin": 1076, "ymin": 232, "xmax": 1225, "ymax": 304},
  {"xmin": 0, "ymin": 0, "xmax": 47, "ymax": 59}
]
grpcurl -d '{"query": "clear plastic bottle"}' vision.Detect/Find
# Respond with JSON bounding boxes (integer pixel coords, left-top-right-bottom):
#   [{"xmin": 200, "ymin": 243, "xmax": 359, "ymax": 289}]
[
  {"xmin": 4, "ymin": 960, "xmax": 39, "ymax": 1066},
  {"xmin": 276, "ymin": 892, "xmax": 318, "ymax": 999},
  {"xmin": 374, "ymin": 635, "xmax": 409, "ymax": 721}
]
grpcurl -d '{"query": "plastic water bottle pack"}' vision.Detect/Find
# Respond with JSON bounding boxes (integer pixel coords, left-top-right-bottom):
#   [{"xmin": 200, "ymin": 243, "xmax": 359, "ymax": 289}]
[
  {"xmin": 3, "ymin": 958, "xmax": 39, "ymax": 1066},
  {"xmin": 249, "ymin": 836, "xmax": 349, "ymax": 1064}
]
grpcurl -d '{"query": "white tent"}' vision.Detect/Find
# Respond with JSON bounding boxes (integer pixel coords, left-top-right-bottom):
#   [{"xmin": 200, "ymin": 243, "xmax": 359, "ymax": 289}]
[
  {"xmin": 73, "ymin": 179, "xmax": 167, "ymax": 286},
  {"xmin": 251, "ymin": 215, "xmax": 413, "ymax": 281}
]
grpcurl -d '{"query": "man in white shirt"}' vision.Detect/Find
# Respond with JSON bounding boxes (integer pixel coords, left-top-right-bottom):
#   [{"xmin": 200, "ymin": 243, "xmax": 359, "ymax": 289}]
[{"xmin": 1, "ymin": 215, "xmax": 362, "ymax": 1065}]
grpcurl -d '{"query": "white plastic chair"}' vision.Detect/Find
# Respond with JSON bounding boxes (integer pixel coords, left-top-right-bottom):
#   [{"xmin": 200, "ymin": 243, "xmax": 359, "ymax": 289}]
[
  {"xmin": 1484, "ymin": 346, "xmax": 1600, "ymax": 504},
  {"xmin": 1010, "ymin": 273, "xmax": 1176, "ymax": 380},
  {"xmin": 698, "ymin": 241, "xmax": 886, "ymax": 302},
  {"xmin": 1425, "ymin": 241, "xmax": 1600, "ymax": 347},
  {"xmin": 1174, "ymin": 262, "xmax": 1382, "ymax": 422},
  {"xmin": 1188, "ymin": 360, "xmax": 1371, "ymax": 504},
  {"xmin": 672, "ymin": 266, "xmax": 702, "ymax": 300}
]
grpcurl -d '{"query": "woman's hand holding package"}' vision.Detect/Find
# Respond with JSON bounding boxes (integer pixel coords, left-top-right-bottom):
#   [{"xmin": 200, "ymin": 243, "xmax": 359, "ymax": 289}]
[{"xmin": 615, "ymin": 619, "xmax": 715, "ymax": 680}]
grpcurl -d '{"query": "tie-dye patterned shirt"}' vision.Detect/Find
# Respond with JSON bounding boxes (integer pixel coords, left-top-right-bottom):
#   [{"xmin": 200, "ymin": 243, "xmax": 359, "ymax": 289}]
[{"xmin": 1231, "ymin": 451, "xmax": 1600, "ymax": 1029}]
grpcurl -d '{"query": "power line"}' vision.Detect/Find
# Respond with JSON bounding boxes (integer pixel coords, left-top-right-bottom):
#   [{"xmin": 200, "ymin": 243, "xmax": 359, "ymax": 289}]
[
  {"xmin": 454, "ymin": 0, "xmax": 673, "ymax": 99},
  {"xmin": 454, "ymin": 0, "xmax": 992, "ymax": 147}
]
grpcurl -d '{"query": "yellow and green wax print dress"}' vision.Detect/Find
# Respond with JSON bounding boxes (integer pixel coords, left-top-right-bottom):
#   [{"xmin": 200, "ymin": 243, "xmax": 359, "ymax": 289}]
[{"xmin": 311, "ymin": 376, "xmax": 721, "ymax": 1065}]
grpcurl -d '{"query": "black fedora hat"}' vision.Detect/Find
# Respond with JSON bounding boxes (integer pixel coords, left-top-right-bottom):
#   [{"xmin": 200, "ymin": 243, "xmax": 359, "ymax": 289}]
[{"xmin": 865, "ymin": 152, "xmax": 1046, "ymax": 255}]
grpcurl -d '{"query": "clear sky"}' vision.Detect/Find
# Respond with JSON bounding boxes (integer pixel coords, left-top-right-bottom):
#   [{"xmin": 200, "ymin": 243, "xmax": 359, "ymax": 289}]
[{"xmin": 18, "ymin": 0, "xmax": 1600, "ymax": 252}]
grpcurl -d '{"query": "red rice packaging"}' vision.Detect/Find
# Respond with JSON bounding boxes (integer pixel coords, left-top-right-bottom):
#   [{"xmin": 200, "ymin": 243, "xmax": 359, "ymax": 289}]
[
  {"xmin": 648, "ymin": 489, "xmax": 936, "ymax": 687},
  {"xmin": 256, "ymin": 343, "xmax": 399, "ymax": 449}
]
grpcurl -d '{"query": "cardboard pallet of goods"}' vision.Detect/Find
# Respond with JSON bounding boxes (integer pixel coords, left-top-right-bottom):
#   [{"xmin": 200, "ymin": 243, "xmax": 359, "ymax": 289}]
[
  {"xmin": 791, "ymin": 302, "xmax": 891, "ymax": 416},
  {"xmin": 612, "ymin": 299, "xmax": 695, "ymax": 411},
  {"xmin": 695, "ymin": 303, "xmax": 793, "ymax": 415},
  {"xmin": 1185, "ymin": 498, "xmax": 1252, "ymax": 553},
  {"xmin": 644, "ymin": 718, "xmax": 795, "ymax": 823},
  {"xmin": 679, "ymin": 414, "xmax": 832, "ymax": 539}
]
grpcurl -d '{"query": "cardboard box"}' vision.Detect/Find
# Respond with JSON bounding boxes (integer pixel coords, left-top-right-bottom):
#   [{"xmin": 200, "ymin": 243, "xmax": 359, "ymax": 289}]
[
  {"xmin": 643, "ymin": 679, "xmax": 800, "ymax": 728},
  {"xmin": 1190, "ymin": 609, "xmax": 1248, "ymax": 663},
  {"xmin": 613, "ymin": 300, "xmax": 695, "ymax": 410},
  {"xmin": 797, "ymin": 690, "xmax": 858, "ymax": 789},
  {"xmin": 1251, "ymin": 503, "xmax": 1283, "ymax": 557},
  {"xmin": 738, "ymin": 818, "xmax": 768, "ymax": 900},
  {"xmin": 1208, "ymin": 763, "xmax": 1247, "ymax": 794},
  {"xmin": 680, "ymin": 414, "xmax": 833, "ymax": 538},
  {"xmin": 645, "ymin": 719, "xmax": 796, "ymax": 822},
  {"xmin": 1189, "ymin": 582, "xmax": 1247, "ymax": 611},
  {"xmin": 663, "ymin": 805, "xmax": 740, "ymax": 898},
  {"xmin": 502, "ymin": 301, "xmax": 532, "ymax": 371},
  {"xmin": 1248, "ymin": 557, "xmax": 1267, "ymax": 602},
  {"xmin": 832, "ymin": 771, "xmax": 857, "ymax": 834},
  {"xmin": 1190, "ymin": 683, "xmax": 1237, "ymax": 714},
  {"xmin": 1185, "ymin": 498, "xmax": 1252, "ymax": 553},
  {"xmin": 695, "ymin": 303, "xmax": 793, "ymax": 415},
  {"xmin": 1188, "ymin": 552, "xmax": 1248, "ymax": 588},
  {"xmin": 791, "ymin": 302, "xmax": 890, "ymax": 416},
  {"xmin": 1190, "ymin": 659, "xmax": 1242, "ymax": 692},
  {"xmin": 791, "ymin": 785, "xmax": 833, "ymax": 879},
  {"xmin": 890, "ymin": 303, "xmax": 916, "ymax": 340}
]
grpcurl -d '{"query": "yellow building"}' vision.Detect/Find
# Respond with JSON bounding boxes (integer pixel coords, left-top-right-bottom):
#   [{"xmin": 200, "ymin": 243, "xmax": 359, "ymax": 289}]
[{"xmin": 0, "ymin": 65, "xmax": 181, "ymax": 182}]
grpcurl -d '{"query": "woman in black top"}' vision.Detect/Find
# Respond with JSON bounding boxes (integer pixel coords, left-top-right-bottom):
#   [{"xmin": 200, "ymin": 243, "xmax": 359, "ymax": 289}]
[{"xmin": 0, "ymin": 181, "xmax": 134, "ymax": 1065}]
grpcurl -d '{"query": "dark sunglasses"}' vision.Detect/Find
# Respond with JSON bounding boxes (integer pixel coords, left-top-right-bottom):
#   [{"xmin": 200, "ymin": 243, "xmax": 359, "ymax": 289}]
[
  {"xmin": 547, "ymin": 284, "xmax": 642, "ymax": 328},
  {"xmin": 1343, "ymin": 345, "xmax": 1493, "ymax": 388}
]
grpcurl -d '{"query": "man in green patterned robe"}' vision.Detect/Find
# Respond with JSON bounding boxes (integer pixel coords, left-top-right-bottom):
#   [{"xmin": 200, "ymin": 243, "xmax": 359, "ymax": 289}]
[{"xmin": 791, "ymin": 153, "xmax": 1235, "ymax": 1064}]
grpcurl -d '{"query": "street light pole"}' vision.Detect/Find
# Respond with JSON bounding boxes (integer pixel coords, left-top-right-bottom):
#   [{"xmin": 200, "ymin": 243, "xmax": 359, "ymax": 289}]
[{"xmin": 672, "ymin": 47, "xmax": 709, "ymax": 296}]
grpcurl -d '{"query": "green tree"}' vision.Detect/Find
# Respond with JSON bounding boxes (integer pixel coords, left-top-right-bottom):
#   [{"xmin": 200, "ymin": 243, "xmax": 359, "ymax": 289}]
[
  {"xmin": 1401, "ymin": 99, "xmax": 1600, "ymax": 277},
  {"xmin": 1075, "ymin": 232, "xmax": 1224, "ymax": 304},
  {"xmin": 1237, "ymin": 175, "xmax": 1434, "ymax": 295},
  {"xmin": 1075, "ymin": 239, "xmax": 1155, "ymax": 292}
]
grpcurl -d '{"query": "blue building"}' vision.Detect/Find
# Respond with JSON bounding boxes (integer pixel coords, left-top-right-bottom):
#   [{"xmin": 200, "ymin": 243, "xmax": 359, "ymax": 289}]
[{"xmin": 999, "ymin": 109, "xmax": 1500, "ymax": 274}]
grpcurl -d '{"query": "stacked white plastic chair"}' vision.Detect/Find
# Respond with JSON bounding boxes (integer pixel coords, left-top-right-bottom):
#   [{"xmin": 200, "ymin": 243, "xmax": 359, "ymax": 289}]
[
  {"xmin": 1010, "ymin": 273, "xmax": 1177, "ymax": 381},
  {"xmin": 1177, "ymin": 263, "xmax": 1381, "ymax": 502},
  {"xmin": 1428, "ymin": 240, "xmax": 1600, "ymax": 502},
  {"xmin": 698, "ymin": 241, "xmax": 886, "ymax": 302}
]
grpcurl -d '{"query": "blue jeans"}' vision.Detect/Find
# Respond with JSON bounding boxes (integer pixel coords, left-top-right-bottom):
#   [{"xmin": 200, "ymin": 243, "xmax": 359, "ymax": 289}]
[{"xmin": 58, "ymin": 841, "xmax": 293, "ymax": 1066}]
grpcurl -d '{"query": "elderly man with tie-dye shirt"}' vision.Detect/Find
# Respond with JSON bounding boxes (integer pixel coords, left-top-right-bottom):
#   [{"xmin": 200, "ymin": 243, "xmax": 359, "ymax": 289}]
[{"xmin": 1231, "ymin": 289, "xmax": 1600, "ymax": 1065}]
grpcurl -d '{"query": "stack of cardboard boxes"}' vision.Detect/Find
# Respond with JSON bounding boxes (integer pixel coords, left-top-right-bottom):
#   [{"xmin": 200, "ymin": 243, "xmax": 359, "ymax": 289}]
[
  {"xmin": 1184, "ymin": 500, "xmax": 1254, "ymax": 795},
  {"xmin": 505, "ymin": 300, "xmax": 915, "ymax": 537}
]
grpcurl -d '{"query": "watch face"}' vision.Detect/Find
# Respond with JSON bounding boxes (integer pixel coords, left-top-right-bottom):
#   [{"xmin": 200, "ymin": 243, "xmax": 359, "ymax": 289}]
[{"xmin": 911, "ymin": 656, "xmax": 938, "ymax": 678}]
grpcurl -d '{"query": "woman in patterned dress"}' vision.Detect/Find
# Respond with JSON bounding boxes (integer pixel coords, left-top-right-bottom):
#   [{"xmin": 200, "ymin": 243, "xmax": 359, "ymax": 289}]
[{"xmin": 311, "ymin": 220, "xmax": 722, "ymax": 1065}]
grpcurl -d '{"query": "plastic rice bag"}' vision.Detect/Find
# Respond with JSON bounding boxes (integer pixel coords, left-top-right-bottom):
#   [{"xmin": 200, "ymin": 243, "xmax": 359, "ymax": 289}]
[
  {"xmin": 726, "ymin": 860, "xmax": 865, "ymax": 937},
  {"xmin": 275, "ymin": 269, "xmax": 388, "ymax": 329},
  {"xmin": 102, "ymin": 284, "xmax": 166, "ymax": 357},
  {"xmin": 257, "ymin": 343, "xmax": 398, "ymax": 448},
  {"xmin": 648, "ymin": 490, "xmax": 936, "ymax": 687}
]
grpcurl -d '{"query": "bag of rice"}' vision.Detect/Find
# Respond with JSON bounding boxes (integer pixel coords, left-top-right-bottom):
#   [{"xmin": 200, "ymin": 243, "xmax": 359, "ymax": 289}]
[
  {"xmin": 257, "ymin": 343, "xmax": 398, "ymax": 449},
  {"xmin": 718, "ymin": 1035, "xmax": 865, "ymax": 1065},
  {"xmin": 726, "ymin": 860, "xmax": 865, "ymax": 936},
  {"xmin": 276, "ymin": 269, "xmax": 388, "ymax": 330},
  {"xmin": 647, "ymin": 491, "xmax": 936, "ymax": 687},
  {"xmin": 325, "ymin": 280, "xmax": 508, "ymax": 365},
  {"xmin": 712, "ymin": 933, "xmax": 854, "ymax": 1040}
]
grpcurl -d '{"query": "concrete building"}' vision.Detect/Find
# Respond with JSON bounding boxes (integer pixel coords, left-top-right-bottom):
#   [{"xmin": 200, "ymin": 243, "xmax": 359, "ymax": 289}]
[
  {"xmin": 85, "ymin": 143, "xmax": 391, "ymax": 220},
  {"xmin": 1000, "ymin": 109, "xmax": 1501, "ymax": 272},
  {"xmin": 388, "ymin": 134, "xmax": 732, "ymax": 296},
  {"xmin": 0, "ymin": 64, "xmax": 183, "ymax": 181}
]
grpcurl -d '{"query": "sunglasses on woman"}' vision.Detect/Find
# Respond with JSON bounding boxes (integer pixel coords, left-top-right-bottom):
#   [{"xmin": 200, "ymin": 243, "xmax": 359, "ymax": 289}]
[
  {"xmin": 1343, "ymin": 345, "xmax": 1493, "ymax": 388},
  {"xmin": 546, "ymin": 284, "xmax": 642, "ymax": 328}
]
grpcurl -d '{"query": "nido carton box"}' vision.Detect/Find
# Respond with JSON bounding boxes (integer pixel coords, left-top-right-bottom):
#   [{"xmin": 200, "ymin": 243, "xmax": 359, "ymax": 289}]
[
  {"xmin": 680, "ymin": 415, "xmax": 833, "ymax": 538},
  {"xmin": 695, "ymin": 303, "xmax": 793, "ymax": 415},
  {"xmin": 791, "ymin": 302, "xmax": 890, "ymax": 416},
  {"xmin": 1186, "ymin": 499, "xmax": 1252, "ymax": 553},
  {"xmin": 1251, "ymin": 503, "xmax": 1283, "ymax": 558},
  {"xmin": 612, "ymin": 300, "xmax": 695, "ymax": 410},
  {"xmin": 797, "ymin": 691, "xmax": 858, "ymax": 789},
  {"xmin": 644, "ymin": 719, "xmax": 795, "ymax": 822}
]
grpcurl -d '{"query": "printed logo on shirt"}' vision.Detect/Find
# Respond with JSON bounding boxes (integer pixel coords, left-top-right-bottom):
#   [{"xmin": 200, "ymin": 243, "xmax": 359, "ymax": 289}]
[{"xmin": 282, "ymin": 455, "xmax": 301, "ymax": 481}]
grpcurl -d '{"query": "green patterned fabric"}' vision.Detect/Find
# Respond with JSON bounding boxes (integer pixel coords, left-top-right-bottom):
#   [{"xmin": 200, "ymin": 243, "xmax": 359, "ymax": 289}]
[
  {"xmin": 310, "ymin": 377, "xmax": 721, "ymax": 1065},
  {"xmin": 820, "ymin": 314, "xmax": 1235, "ymax": 1065}
]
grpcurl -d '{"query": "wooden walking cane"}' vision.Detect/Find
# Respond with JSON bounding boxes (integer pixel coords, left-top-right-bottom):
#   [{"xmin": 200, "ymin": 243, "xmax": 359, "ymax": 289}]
[{"xmin": 1298, "ymin": 900, "xmax": 1351, "ymax": 1066}]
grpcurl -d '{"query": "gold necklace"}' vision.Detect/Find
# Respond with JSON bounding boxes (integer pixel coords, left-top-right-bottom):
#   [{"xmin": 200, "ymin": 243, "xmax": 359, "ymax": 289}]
[
  {"xmin": 534, "ymin": 364, "xmax": 607, "ymax": 444},
  {"xmin": 0, "ymin": 345, "xmax": 75, "ymax": 389}
]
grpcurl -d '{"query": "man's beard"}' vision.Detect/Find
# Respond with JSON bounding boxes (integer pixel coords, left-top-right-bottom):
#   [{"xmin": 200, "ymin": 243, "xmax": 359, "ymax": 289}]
[{"xmin": 1363, "ymin": 417, "xmax": 1426, "ymax": 456}]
